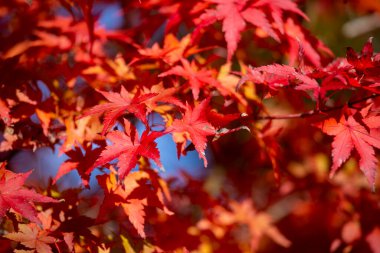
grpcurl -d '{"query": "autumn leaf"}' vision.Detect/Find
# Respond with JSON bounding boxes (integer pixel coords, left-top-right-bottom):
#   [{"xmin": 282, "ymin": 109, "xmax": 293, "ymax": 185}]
[
  {"xmin": 346, "ymin": 37, "xmax": 375, "ymax": 72},
  {"xmin": 97, "ymin": 172, "xmax": 147, "ymax": 237},
  {"xmin": 4, "ymin": 30, "xmax": 71, "ymax": 59},
  {"xmin": 345, "ymin": 37, "xmax": 380, "ymax": 89},
  {"xmin": 0, "ymin": 98, "xmax": 11, "ymax": 125},
  {"xmin": 283, "ymin": 17, "xmax": 333, "ymax": 67},
  {"xmin": 159, "ymin": 58, "xmax": 220, "ymax": 100},
  {"xmin": 90, "ymin": 120, "xmax": 164, "ymax": 179},
  {"xmin": 207, "ymin": 110, "xmax": 244, "ymax": 129},
  {"xmin": 167, "ymin": 98, "xmax": 215, "ymax": 166},
  {"xmin": 4, "ymin": 209, "xmax": 59, "ymax": 252},
  {"xmin": 4, "ymin": 223, "xmax": 56, "ymax": 253},
  {"xmin": 137, "ymin": 33, "xmax": 191, "ymax": 65},
  {"xmin": 0, "ymin": 163, "xmax": 58, "ymax": 224},
  {"xmin": 60, "ymin": 115, "xmax": 103, "ymax": 153},
  {"xmin": 197, "ymin": 199, "xmax": 291, "ymax": 250},
  {"xmin": 97, "ymin": 170, "xmax": 172, "ymax": 238},
  {"xmin": 82, "ymin": 54, "xmax": 137, "ymax": 86},
  {"xmin": 80, "ymin": 86, "xmax": 157, "ymax": 135},
  {"xmin": 320, "ymin": 114, "xmax": 380, "ymax": 187},
  {"xmin": 239, "ymin": 64, "xmax": 320, "ymax": 99},
  {"xmin": 121, "ymin": 199, "xmax": 146, "ymax": 238},
  {"xmin": 196, "ymin": 0, "xmax": 307, "ymax": 61},
  {"xmin": 53, "ymin": 142, "xmax": 103, "ymax": 187},
  {"xmin": 142, "ymin": 83, "xmax": 185, "ymax": 113}
]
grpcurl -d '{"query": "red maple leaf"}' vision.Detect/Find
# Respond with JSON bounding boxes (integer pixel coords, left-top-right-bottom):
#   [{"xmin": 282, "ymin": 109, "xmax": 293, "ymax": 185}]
[
  {"xmin": 167, "ymin": 98, "xmax": 216, "ymax": 166},
  {"xmin": 195, "ymin": 0, "xmax": 307, "ymax": 61},
  {"xmin": 346, "ymin": 37, "xmax": 380, "ymax": 88},
  {"xmin": 3, "ymin": 223, "xmax": 57, "ymax": 253},
  {"xmin": 0, "ymin": 163, "xmax": 58, "ymax": 224},
  {"xmin": 282, "ymin": 17, "xmax": 333, "ymax": 67},
  {"xmin": 320, "ymin": 114, "xmax": 380, "ymax": 187},
  {"xmin": 3, "ymin": 209, "xmax": 61, "ymax": 252},
  {"xmin": 346, "ymin": 37, "xmax": 375, "ymax": 72},
  {"xmin": 90, "ymin": 120, "xmax": 164, "ymax": 179},
  {"xmin": 97, "ymin": 170, "xmax": 172, "ymax": 238},
  {"xmin": 97, "ymin": 172, "xmax": 147, "ymax": 237},
  {"xmin": 239, "ymin": 64, "xmax": 319, "ymax": 99},
  {"xmin": 80, "ymin": 86, "xmax": 157, "ymax": 135},
  {"xmin": 159, "ymin": 58, "xmax": 218, "ymax": 100}
]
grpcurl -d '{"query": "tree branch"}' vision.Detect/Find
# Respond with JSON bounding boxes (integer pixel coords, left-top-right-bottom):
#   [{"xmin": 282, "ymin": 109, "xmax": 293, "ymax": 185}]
[{"xmin": 257, "ymin": 93, "xmax": 380, "ymax": 120}]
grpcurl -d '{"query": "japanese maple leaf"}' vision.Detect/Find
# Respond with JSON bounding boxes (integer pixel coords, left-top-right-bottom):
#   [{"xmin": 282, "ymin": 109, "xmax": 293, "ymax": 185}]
[
  {"xmin": 196, "ymin": 0, "xmax": 307, "ymax": 61},
  {"xmin": 283, "ymin": 17, "xmax": 333, "ymax": 67},
  {"xmin": 240, "ymin": 64, "xmax": 319, "ymax": 99},
  {"xmin": 3, "ymin": 223, "xmax": 56, "ymax": 253},
  {"xmin": 90, "ymin": 120, "xmax": 164, "ymax": 179},
  {"xmin": 167, "ymin": 99, "xmax": 216, "ymax": 167},
  {"xmin": 97, "ymin": 172, "xmax": 147, "ymax": 237},
  {"xmin": 122, "ymin": 200, "xmax": 146, "ymax": 237},
  {"xmin": 137, "ymin": 34, "xmax": 191, "ymax": 65},
  {"xmin": 53, "ymin": 142, "xmax": 103, "ymax": 187},
  {"xmin": 97, "ymin": 171, "xmax": 172, "ymax": 238},
  {"xmin": 320, "ymin": 115, "xmax": 380, "ymax": 187},
  {"xmin": 197, "ymin": 0, "xmax": 247, "ymax": 61},
  {"xmin": 80, "ymin": 86, "xmax": 157, "ymax": 135},
  {"xmin": 159, "ymin": 58, "xmax": 218, "ymax": 100},
  {"xmin": 346, "ymin": 37, "xmax": 380, "ymax": 86},
  {"xmin": 346, "ymin": 37, "xmax": 375, "ymax": 72},
  {"xmin": 142, "ymin": 83, "xmax": 186, "ymax": 112},
  {"xmin": 0, "ymin": 164, "xmax": 58, "ymax": 224}
]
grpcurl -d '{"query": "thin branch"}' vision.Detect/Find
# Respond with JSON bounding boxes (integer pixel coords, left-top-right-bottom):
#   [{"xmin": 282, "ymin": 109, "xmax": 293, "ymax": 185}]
[{"xmin": 257, "ymin": 93, "xmax": 380, "ymax": 120}]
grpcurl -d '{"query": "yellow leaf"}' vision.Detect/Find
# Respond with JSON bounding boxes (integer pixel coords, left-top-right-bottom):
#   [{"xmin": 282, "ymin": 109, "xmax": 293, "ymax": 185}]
[{"xmin": 121, "ymin": 235, "xmax": 137, "ymax": 253}]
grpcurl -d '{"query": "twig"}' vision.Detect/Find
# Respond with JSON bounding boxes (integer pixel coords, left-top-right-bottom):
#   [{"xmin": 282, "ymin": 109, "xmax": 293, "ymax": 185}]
[{"xmin": 257, "ymin": 93, "xmax": 380, "ymax": 120}]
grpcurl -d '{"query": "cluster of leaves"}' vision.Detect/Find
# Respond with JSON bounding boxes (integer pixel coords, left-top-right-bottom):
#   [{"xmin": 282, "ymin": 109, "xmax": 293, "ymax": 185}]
[{"xmin": 1, "ymin": 0, "xmax": 380, "ymax": 252}]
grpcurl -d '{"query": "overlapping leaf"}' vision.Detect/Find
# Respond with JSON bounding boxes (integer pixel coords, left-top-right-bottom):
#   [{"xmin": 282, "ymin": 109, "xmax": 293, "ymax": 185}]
[
  {"xmin": 159, "ymin": 58, "xmax": 220, "ymax": 100},
  {"xmin": 80, "ymin": 87, "xmax": 156, "ymax": 135},
  {"xmin": 97, "ymin": 170, "xmax": 172, "ymax": 238},
  {"xmin": 4, "ymin": 223, "xmax": 56, "ymax": 253},
  {"xmin": 53, "ymin": 142, "xmax": 103, "ymax": 186},
  {"xmin": 239, "ymin": 63, "xmax": 319, "ymax": 99},
  {"xmin": 320, "ymin": 114, "xmax": 380, "ymax": 187},
  {"xmin": 167, "ymin": 99, "xmax": 216, "ymax": 166},
  {"xmin": 0, "ymin": 163, "xmax": 58, "ymax": 224},
  {"xmin": 90, "ymin": 120, "xmax": 164, "ymax": 179},
  {"xmin": 196, "ymin": 0, "xmax": 308, "ymax": 61}
]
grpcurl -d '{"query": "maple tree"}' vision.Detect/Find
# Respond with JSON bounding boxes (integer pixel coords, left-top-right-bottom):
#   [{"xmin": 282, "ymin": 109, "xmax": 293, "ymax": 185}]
[{"xmin": 1, "ymin": 0, "xmax": 380, "ymax": 252}]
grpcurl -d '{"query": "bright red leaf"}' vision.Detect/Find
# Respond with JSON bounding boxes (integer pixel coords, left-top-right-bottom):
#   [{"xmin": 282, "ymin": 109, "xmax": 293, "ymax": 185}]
[
  {"xmin": 80, "ymin": 86, "xmax": 157, "ymax": 135},
  {"xmin": 90, "ymin": 120, "xmax": 164, "ymax": 179},
  {"xmin": 239, "ymin": 63, "xmax": 319, "ymax": 99},
  {"xmin": 159, "ymin": 58, "xmax": 219, "ymax": 100},
  {"xmin": 196, "ymin": 0, "xmax": 307, "ymax": 61},
  {"xmin": 347, "ymin": 37, "xmax": 375, "ymax": 72},
  {"xmin": 320, "ymin": 114, "xmax": 380, "ymax": 187},
  {"xmin": 167, "ymin": 98, "xmax": 216, "ymax": 166},
  {"xmin": 0, "ymin": 163, "xmax": 58, "ymax": 224},
  {"xmin": 97, "ymin": 170, "xmax": 172, "ymax": 238}
]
